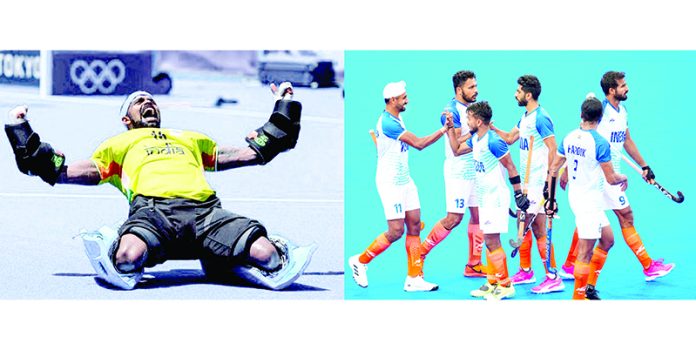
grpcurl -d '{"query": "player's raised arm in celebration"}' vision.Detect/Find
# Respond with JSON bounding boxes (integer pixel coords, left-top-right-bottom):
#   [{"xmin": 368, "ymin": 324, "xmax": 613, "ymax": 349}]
[
  {"xmin": 219, "ymin": 82, "xmax": 301, "ymax": 170},
  {"xmin": 5, "ymin": 105, "xmax": 101, "ymax": 186}
]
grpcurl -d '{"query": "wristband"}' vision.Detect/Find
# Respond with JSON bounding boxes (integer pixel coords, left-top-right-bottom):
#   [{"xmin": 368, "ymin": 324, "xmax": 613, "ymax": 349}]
[{"xmin": 509, "ymin": 175, "xmax": 521, "ymax": 185}]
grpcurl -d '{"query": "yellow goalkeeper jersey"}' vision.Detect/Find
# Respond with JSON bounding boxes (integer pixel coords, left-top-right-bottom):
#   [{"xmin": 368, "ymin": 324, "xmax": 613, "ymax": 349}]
[{"xmin": 91, "ymin": 128, "xmax": 217, "ymax": 202}]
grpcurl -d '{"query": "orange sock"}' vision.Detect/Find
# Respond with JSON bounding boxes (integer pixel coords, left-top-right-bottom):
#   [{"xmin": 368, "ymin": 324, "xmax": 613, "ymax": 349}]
[
  {"xmin": 621, "ymin": 226, "xmax": 652, "ymax": 269},
  {"xmin": 359, "ymin": 233, "xmax": 391, "ymax": 264},
  {"xmin": 406, "ymin": 235, "xmax": 422, "ymax": 277},
  {"xmin": 488, "ymin": 247, "xmax": 510, "ymax": 287},
  {"xmin": 485, "ymin": 249, "xmax": 496, "ymax": 285},
  {"xmin": 564, "ymin": 228, "xmax": 579, "ymax": 267},
  {"xmin": 536, "ymin": 235, "xmax": 557, "ymax": 274},
  {"xmin": 572, "ymin": 260, "xmax": 590, "ymax": 300},
  {"xmin": 587, "ymin": 247, "xmax": 608, "ymax": 286},
  {"xmin": 519, "ymin": 229, "xmax": 533, "ymax": 270},
  {"xmin": 421, "ymin": 221, "xmax": 452, "ymax": 256},
  {"xmin": 468, "ymin": 224, "xmax": 484, "ymax": 266}
]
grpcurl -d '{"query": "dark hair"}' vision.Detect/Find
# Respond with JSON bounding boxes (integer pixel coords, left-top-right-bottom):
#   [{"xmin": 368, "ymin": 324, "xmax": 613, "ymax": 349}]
[
  {"xmin": 384, "ymin": 98, "xmax": 390, "ymax": 104},
  {"xmin": 517, "ymin": 75, "xmax": 541, "ymax": 100},
  {"xmin": 600, "ymin": 71, "xmax": 626, "ymax": 95},
  {"xmin": 453, "ymin": 70, "xmax": 476, "ymax": 92},
  {"xmin": 581, "ymin": 97, "xmax": 603, "ymax": 122},
  {"xmin": 467, "ymin": 101, "xmax": 493, "ymax": 124}
]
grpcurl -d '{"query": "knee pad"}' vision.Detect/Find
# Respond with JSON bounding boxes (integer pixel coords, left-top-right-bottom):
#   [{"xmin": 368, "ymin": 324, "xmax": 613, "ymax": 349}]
[
  {"xmin": 80, "ymin": 226, "xmax": 143, "ymax": 290},
  {"xmin": 233, "ymin": 235, "xmax": 318, "ymax": 290}
]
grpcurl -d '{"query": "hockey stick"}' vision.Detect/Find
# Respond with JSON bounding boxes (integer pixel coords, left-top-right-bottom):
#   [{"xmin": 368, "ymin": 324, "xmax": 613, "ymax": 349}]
[
  {"xmin": 621, "ymin": 154, "xmax": 684, "ymax": 203},
  {"xmin": 509, "ymin": 135, "xmax": 534, "ymax": 249},
  {"xmin": 509, "ymin": 168, "xmax": 563, "ymax": 257},
  {"xmin": 545, "ymin": 175, "xmax": 558, "ymax": 276},
  {"xmin": 510, "ymin": 211, "xmax": 537, "ymax": 257}
]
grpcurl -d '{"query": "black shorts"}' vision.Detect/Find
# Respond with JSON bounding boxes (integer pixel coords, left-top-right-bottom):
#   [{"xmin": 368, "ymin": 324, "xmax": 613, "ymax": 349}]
[{"xmin": 118, "ymin": 195, "xmax": 267, "ymax": 267}]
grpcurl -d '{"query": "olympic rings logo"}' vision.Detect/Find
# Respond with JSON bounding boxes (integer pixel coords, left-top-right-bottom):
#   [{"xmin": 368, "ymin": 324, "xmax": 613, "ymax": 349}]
[{"xmin": 69, "ymin": 59, "xmax": 126, "ymax": 94}]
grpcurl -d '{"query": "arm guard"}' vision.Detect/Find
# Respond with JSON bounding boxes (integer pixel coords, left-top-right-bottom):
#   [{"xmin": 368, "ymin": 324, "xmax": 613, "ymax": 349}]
[
  {"xmin": 5, "ymin": 121, "xmax": 65, "ymax": 185},
  {"xmin": 246, "ymin": 99, "xmax": 302, "ymax": 164}
]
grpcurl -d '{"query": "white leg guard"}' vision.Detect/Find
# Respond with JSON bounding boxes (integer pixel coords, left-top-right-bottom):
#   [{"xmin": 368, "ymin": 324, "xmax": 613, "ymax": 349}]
[
  {"xmin": 232, "ymin": 235, "xmax": 318, "ymax": 290},
  {"xmin": 80, "ymin": 226, "xmax": 143, "ymax": 290}
]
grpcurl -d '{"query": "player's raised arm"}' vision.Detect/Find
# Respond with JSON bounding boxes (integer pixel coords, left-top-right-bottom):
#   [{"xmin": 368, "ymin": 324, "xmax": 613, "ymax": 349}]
[
  {"xmin": 56, "ymin": 160, "xmax": 101, "ymax": 185},
  {"xmin": 218, "ymin": 82, "xmax": 301, "ymax": 170},
  {"xmin": 5, "ymin": 105, "xmax": 105, "ymax": 186}
]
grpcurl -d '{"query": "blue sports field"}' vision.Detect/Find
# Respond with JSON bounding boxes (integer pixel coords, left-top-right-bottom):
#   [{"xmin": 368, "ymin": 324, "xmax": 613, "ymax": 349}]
[
  {"xmin": 0, "ymin": 73, "xmax": 344, "ymax": 299},
  {"xmin": 344, "ymin": 51, "xmax": 696, "ymax": 300}
]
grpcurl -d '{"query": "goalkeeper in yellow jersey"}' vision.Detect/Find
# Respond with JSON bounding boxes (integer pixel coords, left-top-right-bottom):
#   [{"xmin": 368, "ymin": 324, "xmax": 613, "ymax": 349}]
[{"xmin": 4, "ymin": 82, "xmax": 316, "ymax": 290}]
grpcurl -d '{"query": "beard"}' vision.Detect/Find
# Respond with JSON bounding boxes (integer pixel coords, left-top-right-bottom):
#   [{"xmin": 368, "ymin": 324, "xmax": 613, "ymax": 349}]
[
  {"xmin": 133, "ymin": 102, "xmax": 161, "ymax": 128},
  {"xmin": 517, "ymin": 97, "xmax": 528, "ymax": 107},
  {"xmin": 615, "ymin": 92, "xmax": 628, "ymax": 101},
  {"xmin": 462, "ymin": 92, "xmax": 477, "ymax": 103}
]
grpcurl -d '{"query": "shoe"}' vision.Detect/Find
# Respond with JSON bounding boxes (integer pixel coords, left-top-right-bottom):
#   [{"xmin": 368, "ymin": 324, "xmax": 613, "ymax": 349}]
[
  {"xmin": 463, "ymin": 264, "xmax": 487, "ymax": 278},
  {"xmin": 558, "ymin": 264, "xmax": 575, "ymax": 280},
  {"xmin": 511, "ymin": 268, "xmax": 536, "ymax": 285},
  {"xmin": 485, "ymin": 284, "xmax": 516, "ymax": 300},
  {"xmin": 232, "ymin": 235, "xmax": 318, "ymax": 290},
  {"xmin": 470, "ymin": 282, "xmax": 496, "ymax": 298},
  {"xmin": 585, "ymin": 284, "xmax": 601, "ymax": 300},
  {"xmin": 348, "ymin": 254, "xmax": 368, "ymax": 288},
  {"xmin": 644, "ymin": 258, "xmax": 675, "ymax": 281},
  {"xmin": 80, "ymin": 226, "xmax": 142, "ymax": 290},
  {"xmin": 404, "ymin": 275, "xmax": 439, "ymax": 292},
  {"xmin": 531, "ymin": 274, "xmax": 565, "ymax": 294}
]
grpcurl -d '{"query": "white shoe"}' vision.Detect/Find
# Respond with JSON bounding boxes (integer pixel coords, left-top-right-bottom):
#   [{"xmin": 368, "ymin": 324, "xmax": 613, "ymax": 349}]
[
  {"xmin": 348, "ymin": 254, "xmax": 368, "ymax": 288},
  {"xmin": 404, "ymin": 275, "xmax": 439, "ymax": 292},
  {"xmin": 80, "ymin": 226, "xmax": 142, "ymax": 290}
]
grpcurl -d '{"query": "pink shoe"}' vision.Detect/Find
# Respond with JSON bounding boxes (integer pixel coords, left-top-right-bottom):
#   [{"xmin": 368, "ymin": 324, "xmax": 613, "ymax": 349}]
[
  {"xmin": 558, "ymin": 264, "xmax": 575, "ymax": 280},
  {"xmin": 511, "ymin": 268, "xmax": 536, "ymax": 285},
  {"xmin": 531, "ymin": 275, "xmax": 565, "ymax": 294},
  {"xmin": 644, "ymin": 258, "xmax": 675, "ymax": 281}
]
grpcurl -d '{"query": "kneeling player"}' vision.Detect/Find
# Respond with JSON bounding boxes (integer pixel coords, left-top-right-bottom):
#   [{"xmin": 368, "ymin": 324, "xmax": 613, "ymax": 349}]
[{"xmin": 5, "ymin": 83, "xmax": 315, "ymax": 290}]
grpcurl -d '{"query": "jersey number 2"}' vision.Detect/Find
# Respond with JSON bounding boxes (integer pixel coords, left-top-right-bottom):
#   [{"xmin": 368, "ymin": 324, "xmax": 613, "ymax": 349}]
[{"xmin": 572, "ymin": 159, "xmax": 578, "ymax": 180}]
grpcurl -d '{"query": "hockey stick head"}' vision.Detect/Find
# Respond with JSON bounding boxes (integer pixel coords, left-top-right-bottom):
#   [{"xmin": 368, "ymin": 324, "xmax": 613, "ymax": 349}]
[
  {"xmin": 509, "ymin": 238, "xmax": 522, "ymax": 249},
  {"xmin": 670, "ymin": 190, "xmax": 685, "ymax": 203},
  {"xmin": 653, "ymin": 181, "xmax": 685, "ymax": 203}
]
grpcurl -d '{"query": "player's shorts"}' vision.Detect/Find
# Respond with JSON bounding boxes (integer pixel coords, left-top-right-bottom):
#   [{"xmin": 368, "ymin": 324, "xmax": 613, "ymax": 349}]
[
  {"xmin": 376, "ymin": 179, "xmax": 420, "ymax": 220},
  {"xmin": 573, "ymin": 208, "xmax": 610, "ymax": 240},
  {"xmin": 445, "ymin": 177, "xmax": 477, "ymax": 214},
  {"xmin": 525, "ymin": 185, "xmax": 546, "ymax": 215},
  {"xmin": 602, "ymin": 180, "xmax": 630, "ymax": 210},
  {"xmin": 479, "ymin": 206, "xmax": 510, "ymax": 234},
  {"xmin": 119, "ymin": 195, "xmax": 266, "ymax": 267}
]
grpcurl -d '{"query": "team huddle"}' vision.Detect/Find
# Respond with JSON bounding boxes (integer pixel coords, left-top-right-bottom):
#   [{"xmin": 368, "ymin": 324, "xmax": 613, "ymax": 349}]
[{"xmin": 349, "ymin": 70, "xmax": 675, "ymax": 300}]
